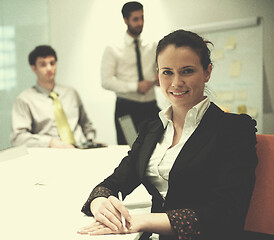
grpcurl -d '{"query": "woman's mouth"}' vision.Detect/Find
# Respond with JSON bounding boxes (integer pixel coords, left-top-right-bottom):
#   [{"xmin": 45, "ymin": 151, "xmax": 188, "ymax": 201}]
[{"xmin": 171, "ymin": 90, "xmax": 189, "ymax": 96}]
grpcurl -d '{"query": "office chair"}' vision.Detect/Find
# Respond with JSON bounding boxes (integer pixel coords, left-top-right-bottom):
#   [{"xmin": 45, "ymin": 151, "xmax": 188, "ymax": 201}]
[
  {"xmin": 244, "ymin": 134, "xmax": 274, "ymax": 239},
  {"xmin": 118, "ymin": 115, "xmax": 137, "ymax": 148}
]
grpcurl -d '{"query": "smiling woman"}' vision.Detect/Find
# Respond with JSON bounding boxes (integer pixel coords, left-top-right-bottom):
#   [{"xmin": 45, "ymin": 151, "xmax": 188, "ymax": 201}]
[{"xmin": 79, "ymin": 29, "xmax": 258, "ymax": 240}]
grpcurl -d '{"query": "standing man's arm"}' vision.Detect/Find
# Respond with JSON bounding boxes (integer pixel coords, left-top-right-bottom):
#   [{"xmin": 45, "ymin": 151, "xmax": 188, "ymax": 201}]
[
  {"xmin": 101, "ymin": 46, "xmax": 138, "ymax": 93},
  {"xmin": 137, "ymin": 80, "xmax": 156, "ymax": 94}
]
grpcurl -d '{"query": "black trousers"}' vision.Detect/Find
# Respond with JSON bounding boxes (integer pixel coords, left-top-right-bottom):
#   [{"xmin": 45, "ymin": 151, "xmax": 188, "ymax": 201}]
[{"xmin": 115, "ymin": 98, "xmax": 160, "ymax": 145}]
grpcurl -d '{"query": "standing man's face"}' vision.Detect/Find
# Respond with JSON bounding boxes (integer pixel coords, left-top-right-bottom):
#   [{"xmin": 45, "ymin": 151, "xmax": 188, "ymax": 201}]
[{"xmin": 124, "ymin": 9, "xmax": 144, "ymax": 37}]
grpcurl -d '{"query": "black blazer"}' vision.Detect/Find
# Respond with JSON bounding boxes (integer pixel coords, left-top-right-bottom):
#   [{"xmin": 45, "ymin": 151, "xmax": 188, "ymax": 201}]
[{"xmin": 90, "ymin": 103, "xmax": 258, "ymax": 240}]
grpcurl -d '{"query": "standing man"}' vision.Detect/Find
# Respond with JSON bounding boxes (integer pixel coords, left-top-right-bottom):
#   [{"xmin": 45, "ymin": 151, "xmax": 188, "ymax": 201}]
[
  {"xmin": 101, "ymin": 1, "xmax": 160, "ymax": 145},
  {"xmin": 11, "ymin": 45, "xmax": 96, "ymax": 148}
]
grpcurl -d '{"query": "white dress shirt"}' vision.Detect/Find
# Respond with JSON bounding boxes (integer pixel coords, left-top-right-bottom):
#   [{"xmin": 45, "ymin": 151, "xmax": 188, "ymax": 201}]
[
  {"xmin": 11, "ymin": 84, "xmax": 95, "ymax": 147},
  {"xmin": 146, "ymin": 97, "xmax": 210, "ymax": 198},
  {"xmin": 101, "ymin": 32, "xmax": 157, "ymax": 102}
]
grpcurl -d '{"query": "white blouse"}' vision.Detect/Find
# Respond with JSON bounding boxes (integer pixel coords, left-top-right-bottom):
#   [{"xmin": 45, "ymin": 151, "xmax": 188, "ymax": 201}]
[{"xmin": 145, "ymin": 97, "xmax": 210, "ymax": 199}]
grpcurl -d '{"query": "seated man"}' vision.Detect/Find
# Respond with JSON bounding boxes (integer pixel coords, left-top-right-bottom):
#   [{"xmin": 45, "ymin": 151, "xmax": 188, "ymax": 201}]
[{"xmin": 10, "ymin": 45, "xmax": 96, "ymax": 148}]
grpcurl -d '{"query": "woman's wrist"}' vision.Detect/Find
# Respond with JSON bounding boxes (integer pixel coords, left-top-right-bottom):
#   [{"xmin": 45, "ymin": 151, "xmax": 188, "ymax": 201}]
[{"xmin": 130, "ymin": 213, "xmax": 173, "ymax": 235}]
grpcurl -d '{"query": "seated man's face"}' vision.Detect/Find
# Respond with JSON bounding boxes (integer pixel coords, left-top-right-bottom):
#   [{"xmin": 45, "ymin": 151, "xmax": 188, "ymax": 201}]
[{"xmin": 31, "ymin": 56, "xmax": 57, "ymax": 86}]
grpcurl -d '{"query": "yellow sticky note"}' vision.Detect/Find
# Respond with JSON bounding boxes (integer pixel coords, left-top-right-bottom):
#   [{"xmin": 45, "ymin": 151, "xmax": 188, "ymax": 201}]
[
  {"xmin": 237, "ymin": 105, "xmax": 247, "ymax": 114},
  {"xmin": 230, "ymin": 61, "xmax": 242, "ymax": 77},
  {"xmin": 212, "ymin": 49, "xmax": 224, "ymax": 60},
  {"xmin": 225, "ymin": 36, "xmax": 236, "ymax": 50}
]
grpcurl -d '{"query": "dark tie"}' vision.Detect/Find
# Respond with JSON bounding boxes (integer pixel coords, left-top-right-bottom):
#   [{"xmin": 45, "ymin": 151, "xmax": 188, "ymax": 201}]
[
  {"xmin": 49, "ymin": 91, "xmax": 76, "ymax": 144},
  {"xmin": 134, "ymin": 39, "xmax": 143, "ymax": 81}
]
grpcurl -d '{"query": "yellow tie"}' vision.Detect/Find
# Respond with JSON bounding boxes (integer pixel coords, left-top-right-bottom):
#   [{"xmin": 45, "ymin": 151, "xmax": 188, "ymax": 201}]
[{"xmin": 49, "ymin": 91, "xmax": 76, "ymax": 144}]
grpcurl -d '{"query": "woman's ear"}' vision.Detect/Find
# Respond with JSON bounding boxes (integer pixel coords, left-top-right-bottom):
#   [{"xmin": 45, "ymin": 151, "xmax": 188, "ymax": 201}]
[{"xmin": 204, "ymin": 63, "xmax": 213, "ymax": 83}]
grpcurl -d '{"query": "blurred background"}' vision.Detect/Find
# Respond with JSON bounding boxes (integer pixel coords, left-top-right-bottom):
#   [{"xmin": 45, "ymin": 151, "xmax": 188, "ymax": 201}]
[{"xmin": 1, "ymin": 0, "xmax": 273, "ymax": 150}]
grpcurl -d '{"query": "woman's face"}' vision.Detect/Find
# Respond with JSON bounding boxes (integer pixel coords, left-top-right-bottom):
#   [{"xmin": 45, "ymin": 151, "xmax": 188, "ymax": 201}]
[{"xmin": 157, "ymin": 45, "xmax": 212, "ymax": 110}]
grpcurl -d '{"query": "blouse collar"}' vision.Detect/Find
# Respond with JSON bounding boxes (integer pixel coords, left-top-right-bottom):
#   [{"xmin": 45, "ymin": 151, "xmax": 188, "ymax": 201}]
[{"xmin": 159, "ymin": 97, "xmax": 210, "ymax": 128}]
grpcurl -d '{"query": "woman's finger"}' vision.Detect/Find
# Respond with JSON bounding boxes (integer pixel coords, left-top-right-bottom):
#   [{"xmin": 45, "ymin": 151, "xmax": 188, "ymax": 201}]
[
  {"xmin": 77, "ymin": 222, "xmax": 102, "ymax": 234},
  {"xmin": 90, "ymin": 195, "xmax": 130, "ymax": 231},
  {"xmin": 78, "ymin": 221, "xmax": 125, "ymax": 235},
  {"xmin": 95, "ymin": 209, "xmax": 121, "ymax": 231},
  {"xmin": 96, "ymin": 199, "xmax": 125, "ymax": 230},
  {"xmin": 94, "ymin": 196, "xmax": 122, "ymax": 221},
  {"xmin": 109, "ymin": 195, "xmax": 131, "ymax": 223},
  {"xmin": 104, "ymin": 197, "xmax": 124, "ymax": 220},
  {"xmin": 88, "ymin": 225, "xmax": 115, "ymax": 235},
  {"xmin": 89, "ymin": 221, "xmax": 130, "ymax": 235}
]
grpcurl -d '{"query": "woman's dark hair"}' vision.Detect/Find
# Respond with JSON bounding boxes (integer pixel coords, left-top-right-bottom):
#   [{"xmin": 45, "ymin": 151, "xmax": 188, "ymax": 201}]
[
  {"xmin": 121, "ymin": 1, "xmax": 143, "ymax": 19},
  {"xmin": 28, "ymin": 45, "xmax": 57, "ymax": 66},
  {"xmin": 156, "ymin": 29, "xmax": 213, "ymax": 70}
]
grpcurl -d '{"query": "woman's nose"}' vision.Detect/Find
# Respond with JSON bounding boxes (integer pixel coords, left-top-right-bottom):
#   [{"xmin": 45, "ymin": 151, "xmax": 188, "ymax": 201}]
[{"xmin": 172, "ymin": 74, "xmax": 185, "ymax": 88}]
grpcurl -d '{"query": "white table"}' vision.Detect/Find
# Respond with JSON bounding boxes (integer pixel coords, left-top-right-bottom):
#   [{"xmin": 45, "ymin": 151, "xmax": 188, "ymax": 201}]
[{"xmin": 0, "ymin": 146, "xmax": 151, "ymax": 240}]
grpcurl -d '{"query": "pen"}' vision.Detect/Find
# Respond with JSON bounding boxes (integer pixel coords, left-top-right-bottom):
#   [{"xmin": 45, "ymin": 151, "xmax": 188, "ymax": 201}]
[{"xmin": 118, "ymin": 191, "xmax": 126, "ymax": 228}]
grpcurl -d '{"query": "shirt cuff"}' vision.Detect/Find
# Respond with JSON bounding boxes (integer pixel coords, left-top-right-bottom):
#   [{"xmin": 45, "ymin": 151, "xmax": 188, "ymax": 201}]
[
  {"xmin": 166, "ymin": 209, "xmax": 201, "ymax": 239},
  {"xmin": 41, "ymin": 135, "xmax": 53, "ymax": 147},
  {"xmin": 128, "ymin": 82, "xmax": 138, "ymax": 92},
  {"xmin": 86, "ymin": 132, "xmax": 95, "ymax": 141},
  {"xmin": 81, "ymin": 186, "xmax": 113, "ymax": 216}
]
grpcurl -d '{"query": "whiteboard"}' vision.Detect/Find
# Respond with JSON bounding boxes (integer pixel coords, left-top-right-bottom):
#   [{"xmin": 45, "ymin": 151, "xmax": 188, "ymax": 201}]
[{"xmin": 189, "ymin": 18, "xmax": 263, "ymax": 133}]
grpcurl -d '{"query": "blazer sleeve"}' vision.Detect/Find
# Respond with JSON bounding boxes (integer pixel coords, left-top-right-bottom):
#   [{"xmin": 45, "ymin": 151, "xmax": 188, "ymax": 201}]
[
  {"xmin": 81, "ymin": 121, "xmax": 150, "ymax": 215},
  {"xmin": 194, "ymin": 114, "xmax": 258, "ymax": 239}
]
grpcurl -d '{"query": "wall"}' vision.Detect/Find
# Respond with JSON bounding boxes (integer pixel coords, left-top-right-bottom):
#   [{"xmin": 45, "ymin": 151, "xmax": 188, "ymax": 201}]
[
  {"xmin": 48, "ymin": 0, "xmax": 274, "ymax": 144},
  {"xmin": 48, "ymin": 0, "xmax": 170, "ymax": 144},
  {"xmin": 159, "ymin": 0, "xmax": 274, "ymax": 135}
]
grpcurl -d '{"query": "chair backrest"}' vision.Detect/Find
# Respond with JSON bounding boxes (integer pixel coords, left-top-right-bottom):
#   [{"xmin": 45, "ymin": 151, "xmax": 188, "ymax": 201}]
[
  {"xmin": 118, "ymin": 115, "xmax": 138, "ymax": 148},
  {"xmin": 244, "ymin": 134, "xmax": 274, "ymax": 235}
]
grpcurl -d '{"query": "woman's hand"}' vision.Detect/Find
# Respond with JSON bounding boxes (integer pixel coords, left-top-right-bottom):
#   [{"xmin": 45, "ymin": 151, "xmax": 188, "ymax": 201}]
[
  {"xmin": 77, "ymin": 221, "xmax": 129, "ymax": 235},
  {"xmin": 78, "ymin": 211, "xmax": 174, "ymax": 236},
  {"xmin": 77, "ymin": 213, "xmax": 144, "ymax": 235},
  {"xmin": 78, "ymin": 195, "xmax": 133, "ymax": 235},
  {"xmin": 77, "ymin": 195, "xmax": 173, "ymax": 236}
]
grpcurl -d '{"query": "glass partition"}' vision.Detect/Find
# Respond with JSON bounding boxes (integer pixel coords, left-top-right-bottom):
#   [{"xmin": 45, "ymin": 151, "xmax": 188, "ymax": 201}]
[{"xmin": 0, "ymin": 0, "xmax": 49, "ymax": 150}]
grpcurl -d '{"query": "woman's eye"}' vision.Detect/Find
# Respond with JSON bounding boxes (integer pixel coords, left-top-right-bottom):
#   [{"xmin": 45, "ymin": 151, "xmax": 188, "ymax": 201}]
[
  {"xmin": 163, "ymin": 70, "xmax": 173, "ymax": 75},
  {"xmin": 182, "ymin": 69, "xmax": 194, "ymax": 74}
]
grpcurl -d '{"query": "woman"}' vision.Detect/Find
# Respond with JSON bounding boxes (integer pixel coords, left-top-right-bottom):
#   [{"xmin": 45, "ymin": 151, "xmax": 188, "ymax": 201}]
[{"xmin": 78, "ymin": 30, "xmax": 258, "ymax": 240}]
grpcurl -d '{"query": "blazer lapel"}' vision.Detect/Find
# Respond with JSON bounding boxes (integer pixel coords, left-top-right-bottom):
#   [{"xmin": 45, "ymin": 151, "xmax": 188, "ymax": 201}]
[
  {"xmin": 170, "ymin": 103, "xmax": 224, "ymax": 176},
  {"xmin": 137, "ymin": 120, "xmax": 165, "ymax": 180}
]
